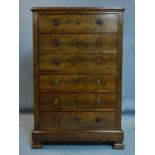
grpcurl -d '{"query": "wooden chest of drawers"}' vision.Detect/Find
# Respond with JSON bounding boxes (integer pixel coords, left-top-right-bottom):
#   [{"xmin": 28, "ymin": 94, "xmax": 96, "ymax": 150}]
[{"xmin": 31, "ymin": 7, "xmax": 125, "ymax": 149}]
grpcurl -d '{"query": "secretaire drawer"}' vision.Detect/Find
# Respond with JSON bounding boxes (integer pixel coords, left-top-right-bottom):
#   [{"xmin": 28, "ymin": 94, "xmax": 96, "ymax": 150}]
[
  {"xmin": 39, "ymin": 34, "xmax": 117, "ymax": 52},
  {"xmin": 39, "ymin": 54, "xmax": 117, "ymax": 74},
  {"xmin": 38, "ymin": 14, "xmax": 118, "ymax": 33},
  {"xmin": 39, "ymin": 75, "xmax": 116, "ymax": 93},
  {"xmin": 40, "ymin": 112, "xmax": 116, "ymax": 130},
  {"xmin": 39, "ymin": 93, "xmax": 116, "ymax": 111}
]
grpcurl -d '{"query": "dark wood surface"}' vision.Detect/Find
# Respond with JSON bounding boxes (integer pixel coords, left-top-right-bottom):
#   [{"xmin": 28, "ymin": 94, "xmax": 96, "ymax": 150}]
[
  {"xmin": 31, "ymin": 7, "xmax": 125, "ymax": 12},
  {"xmin": 39, "ymin": 74, "xmax": 116, "ymax": 93},
  {"xmin": 33, "ymin": 12, "xmax": 40, "ymax": 129},
  {"xmin": 39, "ymin": 111, "xmax": 116, "ymax": 130},
  {"xmin": 39, "ymin": 34, "xmax": 117, "ymax": 52},
  {"xmin": 31, "ymin": 7, "xmax": 124, "ymax": 149},
  {"xmin": 115, "ymin": 12, "xmax": 124, "ymax": 130},
  {"xmin": 39, "ymin": 93, "xmax": 116, "ymax": 111},
  {"xmin": 39, "ymin": 53, "xmax": 117, "ymax": 74},
  {"xmin": 38, "ymin": 14, "xmax": 118, "ymax": 33},
  {"xmin": 32, "ymin": 130, "xmax": 124, "ymax": 143}
]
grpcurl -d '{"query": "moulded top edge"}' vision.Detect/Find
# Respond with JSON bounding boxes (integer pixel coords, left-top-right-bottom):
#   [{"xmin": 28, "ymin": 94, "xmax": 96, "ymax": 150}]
[{"xmin": 31, "ymin": 7, "xmax": 125, "ymax": 12}]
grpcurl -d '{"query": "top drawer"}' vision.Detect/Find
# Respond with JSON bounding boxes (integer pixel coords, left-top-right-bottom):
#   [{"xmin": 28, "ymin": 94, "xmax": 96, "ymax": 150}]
[{"xmin": 38, "ymin": 14, "xmax": 118, "ymax": 33}]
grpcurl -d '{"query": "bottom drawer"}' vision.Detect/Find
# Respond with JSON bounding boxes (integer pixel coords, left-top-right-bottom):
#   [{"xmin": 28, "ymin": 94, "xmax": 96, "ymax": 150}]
[{"xmin": 40, "ymin": 112, "xmax": 116, "ymax": 130}]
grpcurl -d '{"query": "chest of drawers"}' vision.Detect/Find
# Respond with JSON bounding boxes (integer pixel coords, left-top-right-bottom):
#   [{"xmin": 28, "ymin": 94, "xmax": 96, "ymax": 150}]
[{"xmin": 31, "ymin": 7, "xmax": 125, "ymax": 149}]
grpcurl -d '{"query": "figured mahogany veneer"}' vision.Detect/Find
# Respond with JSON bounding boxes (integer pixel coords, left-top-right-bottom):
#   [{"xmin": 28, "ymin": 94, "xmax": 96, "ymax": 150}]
[
  {"xmin": 39, "ymin": 34, "xmax": 117, "ymax": 52},
  {"xmin": 39, "ymin": 112, "xmax": 116, "ymax": 130},
  {"xmin": 39, "ymin": 54, "xmax": 117, "ymax": 74},
  {"xmin": 39, "ymin": 93, "xmax": 116, "ymax": 111},
  {"xmin": 38, "ymin": 14, "xmax": 118, "ymax": 33},
  {"xmin": 39, "ymin": 74, "xmax": 116, "ymax": 92},
  {"xmin": 31, "ymin": 7, "xmax": 125, "ymax": 149}
]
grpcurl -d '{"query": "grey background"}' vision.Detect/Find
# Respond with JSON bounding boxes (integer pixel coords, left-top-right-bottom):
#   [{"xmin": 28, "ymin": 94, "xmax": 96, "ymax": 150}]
[{"xmin": 19, "ymin": 0, "xmax": 135, "ymax": 112}]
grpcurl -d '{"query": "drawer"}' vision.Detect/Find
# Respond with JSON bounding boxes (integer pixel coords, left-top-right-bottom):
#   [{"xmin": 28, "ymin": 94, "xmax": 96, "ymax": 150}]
[
  {"xmin": 39, "ymin": 75, "xmax": 116, "ymax": 93},
  {"xmin": 40, "ymin": 112, "xmax": 116, "ymax": 130},
  {"xmin": 38, "ymin": 14, "xmax": 118, "ymax": 33},
  {"xmin": 39, "ymin": 93, "xmax": 116, "ymax": 111},
  {"xmin": 39, "ymin": 34, "xmax": 117, "ymax": 52},
  {"xmin": 39, "ymin": 54, "xmax": 117, "ymax": 74}
]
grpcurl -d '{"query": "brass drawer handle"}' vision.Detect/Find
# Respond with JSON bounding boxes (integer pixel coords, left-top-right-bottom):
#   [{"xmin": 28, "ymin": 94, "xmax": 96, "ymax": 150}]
[
  {"xmin": 75, "ymin": 57, "xmax": 81, "ymax": 63},
  {"xmin": 53, "ymin": 19, "xmax": 60, "ymax": 26},
  {"xmin": 96, "ymin": 58, "xmax": 102, "ymax": 64},
  {"xmin": 75, "ymin": 117, "xmax": 80, "ymax": 121},
  {"xmin": 52, "ymin": 39, "xmax": 60, "ymax": 46},
  {"xmin": 96, "ymin": 40, "xmax": 103, "ymax": 46},
  {"xmin": 96, "ymin": 79, "xmax": 101, "ymax": 85},
  {"xmin": 76, "ymin": 20, "xmax": 80, "ymax": 25},
  {"xmin": 95, "ymin": 117, "xmax": 102, "ymax": 123},
  {"xmin": 76, "ymin": 39, "xmax": 81, "ymax": 46},
  {"xmin": 54, "ymin": 98, "xmax": 59, "ymax": 105},
  {"xmin": 53, "ymin": 58, "xmax": 61, "ymax": 65},
  {"xmin": 53, "ymin": 117, "xmax": 60, "ymax": 123},
  {"xmin": 53, "ymin": 79, "xmax": 60, "ymax": 85},
  {"xmin": 96, "ymin": 98, "xmax": 101, "ymax": 104},
  {"xmin": 96, "ymin": 19, "xmax": 103, "ymax": 25}
]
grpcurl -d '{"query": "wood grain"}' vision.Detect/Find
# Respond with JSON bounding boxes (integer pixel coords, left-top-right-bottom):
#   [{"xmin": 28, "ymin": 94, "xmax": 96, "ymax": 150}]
[
  {"xmin": 38, "ymin": 14, "xmax": 118, "ymax": 33},
  {"xmin": 32, "ymin": 129, "xmax": 124, "ymax": 143},
  {"xmin": 31, "ymin": 7, "xmax": 125, "ymax": 13},
  {"xmin": 115, "ymin": 12, "xmax": 124, "ymax": 130},
  {"xmin": 39, "ymin": 54, "xmax": 117, "ymax": 74},
  {"xmin": 39, "ymin": 75, "xmax": 116, "ymax": 93},
  {"xmin": 39, "ymin": 112, "xmax": 116, "ymax": 130},
  {"xmin": 31, "ymin": 7, "xmax": 124, "ymax": 149},
  {"xmin": 39, "ymin": 33, "xmax": 117, "ymax": 52},
  {"xmin": 32, "ymin": 12, "xmax": 40, "ymax": 129},
  {"xmin": 39, "ymin": 93, "xmax": 116, "ymax": 111}
]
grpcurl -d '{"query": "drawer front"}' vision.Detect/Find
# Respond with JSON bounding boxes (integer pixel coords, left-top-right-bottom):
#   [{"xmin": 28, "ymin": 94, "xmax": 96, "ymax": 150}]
[
  {"xmin": 39, "ymin": 75, "xmax": 116, "ymax": 92},
  {"xmin": 38, "ymin": 14, "xmax": 118, "ymax": 33},
  {"xmin": 39, "ymin": 93, "xmax": 116, "ymax": 111},
  {"xmin": 39, "ymin": 34, "xmax": 117, "ymax": 52},
  {"xmin": 39, "ymin": 54, "xmax": 117, "ymax": 74},
  {"xmin": 40, "ymin": 112, "xmax": 116, "ymax": 130}
]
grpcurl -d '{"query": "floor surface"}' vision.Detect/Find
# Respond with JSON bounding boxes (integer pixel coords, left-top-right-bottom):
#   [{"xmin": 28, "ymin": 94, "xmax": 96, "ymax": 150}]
[{"xmin": 19, "ymin": 113, "xmax": 134, "ymax": 155}]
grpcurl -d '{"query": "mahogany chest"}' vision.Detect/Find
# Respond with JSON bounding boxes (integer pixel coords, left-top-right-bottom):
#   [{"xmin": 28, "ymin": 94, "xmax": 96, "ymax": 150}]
[{"xmin": 31, "ymin": 7, "xmax": 125, "ymax": 149}]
